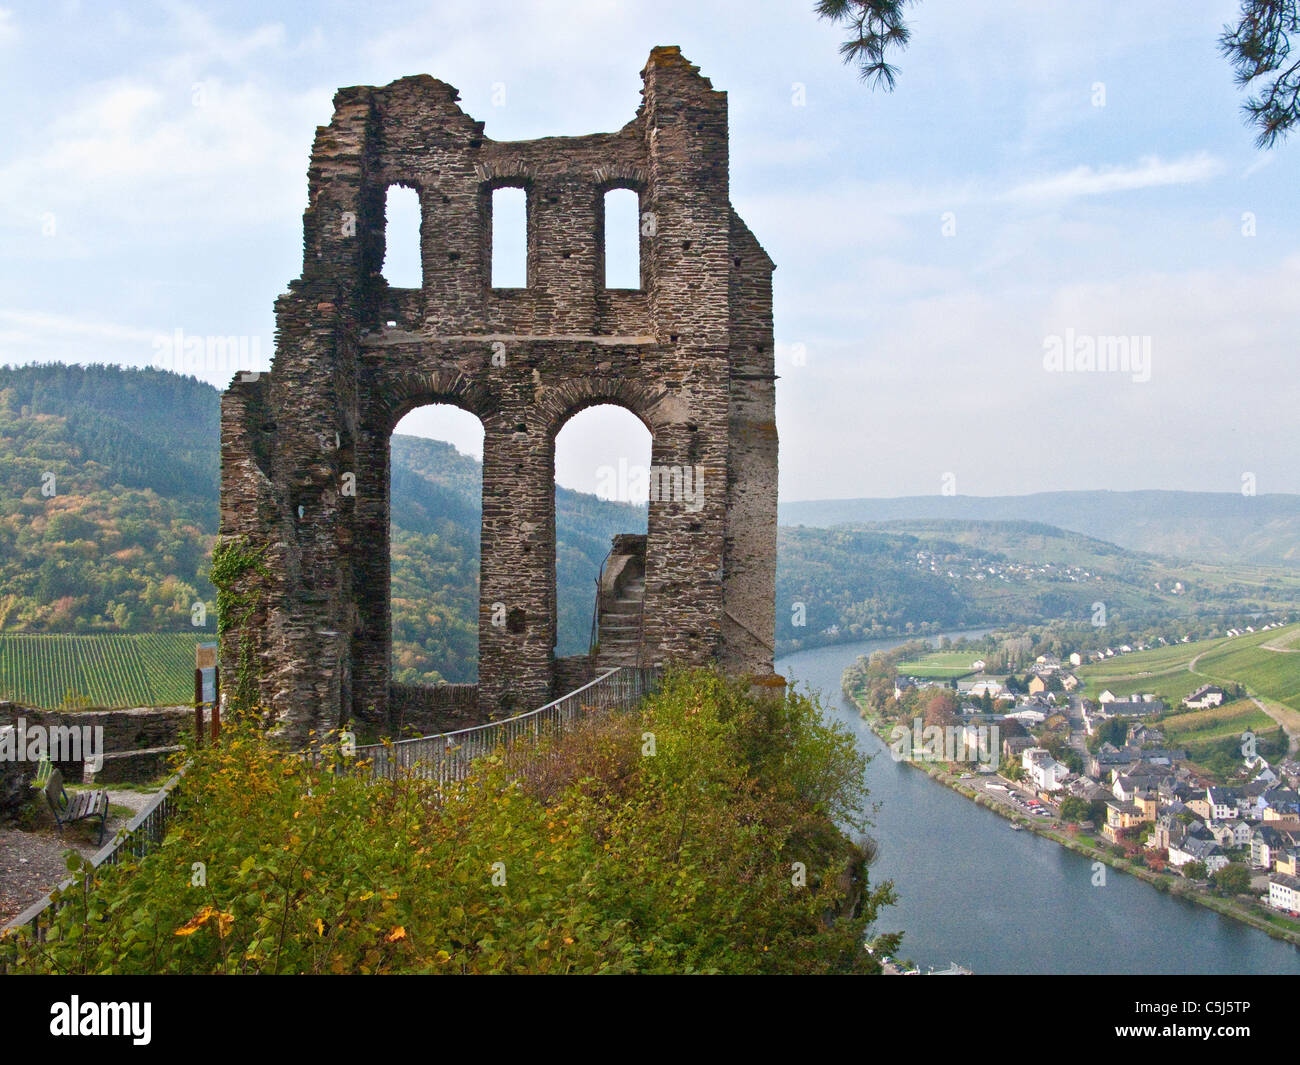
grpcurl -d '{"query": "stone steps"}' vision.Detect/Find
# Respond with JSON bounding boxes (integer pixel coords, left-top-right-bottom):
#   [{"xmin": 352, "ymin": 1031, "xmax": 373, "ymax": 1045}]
[{"xmin": 595, "ymin": 576, "xmax": 646, "ymax": 670}]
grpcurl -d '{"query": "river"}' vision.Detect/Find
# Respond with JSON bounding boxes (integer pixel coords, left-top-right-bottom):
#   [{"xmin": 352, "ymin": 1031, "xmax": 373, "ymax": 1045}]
[{"xmin": 777, "ymin": 632, "xmax": 1300, "ymax": 975}]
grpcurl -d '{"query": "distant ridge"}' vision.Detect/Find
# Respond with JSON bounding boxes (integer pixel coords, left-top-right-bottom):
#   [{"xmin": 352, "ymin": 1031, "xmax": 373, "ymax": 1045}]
[{"xmin": 779, "ymin": 491, "xmax": 1300, "ymax": 566}]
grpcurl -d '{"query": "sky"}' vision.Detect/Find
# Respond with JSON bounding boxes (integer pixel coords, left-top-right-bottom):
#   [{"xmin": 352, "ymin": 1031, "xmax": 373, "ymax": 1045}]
[{"xmin": 1, "ymin": 0, "xmax": 1297, "ymax": 502}]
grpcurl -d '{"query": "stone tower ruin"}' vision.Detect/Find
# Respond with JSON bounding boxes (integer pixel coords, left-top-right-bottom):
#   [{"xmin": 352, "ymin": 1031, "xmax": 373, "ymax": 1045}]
[{"xmin": 219, "ymin": 46, "xmax": 778, "ymax": 745}]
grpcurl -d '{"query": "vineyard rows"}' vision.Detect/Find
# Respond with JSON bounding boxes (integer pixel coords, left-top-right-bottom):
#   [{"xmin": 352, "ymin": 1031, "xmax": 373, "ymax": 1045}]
[{"xmin": 0, "ymin": 633, "xmax": 198, "ymax": 709}]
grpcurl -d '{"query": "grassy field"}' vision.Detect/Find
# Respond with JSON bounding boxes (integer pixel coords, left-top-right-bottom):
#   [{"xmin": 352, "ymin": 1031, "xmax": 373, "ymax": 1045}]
[
  {"xmin": 0, "ymin": 633, "xmax": 198, "ymax": 709},
  {"xmin": 896, "ymin": 650, "xmax": 982, "ymax": 679},
  {"xmin": 1077, "ymin": 625, "xmax": 1300, "ymax": 708}
]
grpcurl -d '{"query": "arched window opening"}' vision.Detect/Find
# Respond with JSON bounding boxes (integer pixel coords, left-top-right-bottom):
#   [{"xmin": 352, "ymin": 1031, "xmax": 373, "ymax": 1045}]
[
  {"xmin": 382, "ymin": 185, "xmax": 423, "ymax": 288},
  {"xmin": 553, "ymin": 405, "xmax": 651, "ymax": 663},
  {"xmin": 491, "ymin": 186, "xmax": 528, "ymax": 288},
  {"xmin": 603, "ymin": 188, "xmax": 641, "ymax": 289},
  {"xmin": 389, "ymin": 405, "xmax": 484, "ymax": 685}
]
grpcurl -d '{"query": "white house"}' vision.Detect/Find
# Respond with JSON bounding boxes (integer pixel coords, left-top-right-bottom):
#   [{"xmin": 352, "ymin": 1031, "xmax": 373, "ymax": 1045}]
[
  {"xmin": 1251, "ymin": 825, "xmax": 1300, "ymax": 869},
  {"xmin": 971, "ymin": 659, "xmax": 987, "ymax": 672},
  {"xmin": 1069, "ymin": 652, "xmax": 1084, "ymax": 667},
  {"xmin": 1207, "ymin": 787, "xmax": 1241, "ymax": 821},
  {"xmin": 1207, "ymin": 821, "xmax": 1252, "ymax": 849},
  {"xmin": 1169, "ymin": 837, "xmax": 1229, "ymax": 874},
  {"xmin": 1099, "ymin": 690, "xmax": 1118, "ymax": 704},
  {"xmin": 1183, "ymin": 685, "xmax": 1226, "ymax": 710},
  {"xmin": 1268, "ymin": 874, "xmax": 1300, "ymax": 913},
  {"xmin": 1022, "ymin": 748, "xmax": 1069, "ymax": 792},
  {"xmin": 967, "ymin": 679, "xmax": 1005, "ymax": 699}
]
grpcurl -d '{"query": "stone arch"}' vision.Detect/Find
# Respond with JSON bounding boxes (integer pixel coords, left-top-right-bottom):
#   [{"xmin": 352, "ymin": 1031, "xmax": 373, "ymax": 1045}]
[
  {"xmin": 550, "ymin": 399, "xmax": 653, "ymax": 663},
  {"xmin": 536, "ymin": 375, "xmax": 675, "ymax": 440},
  {"xmin": 368, "ymin": 368, "xmax": 497, "ymax": 437},
  {"xmin": 592, "ymin": 163, "xmax": 648, "ymax": 190}
]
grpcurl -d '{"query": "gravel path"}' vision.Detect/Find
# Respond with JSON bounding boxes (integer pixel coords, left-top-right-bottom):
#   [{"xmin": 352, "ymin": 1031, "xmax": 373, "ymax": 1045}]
[{"xmin": 0, "ymin": 788, "xmax": 154, "ymax": 926}]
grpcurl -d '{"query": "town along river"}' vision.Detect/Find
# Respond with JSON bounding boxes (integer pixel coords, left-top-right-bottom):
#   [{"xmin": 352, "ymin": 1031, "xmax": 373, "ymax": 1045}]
[{"xmin": 777, "ymin": 633, "xmax": 1300, "ymax": 974}]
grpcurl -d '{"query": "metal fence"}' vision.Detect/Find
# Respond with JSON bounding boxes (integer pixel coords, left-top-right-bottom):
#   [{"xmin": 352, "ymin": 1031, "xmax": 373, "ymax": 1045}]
[
  {"xmin": 1, "ymin": 770, "xmax": 183, "ymax": 955},
  {"xmin": 357, "ymin": 666, "xmax": 660, "ymax": 790}
]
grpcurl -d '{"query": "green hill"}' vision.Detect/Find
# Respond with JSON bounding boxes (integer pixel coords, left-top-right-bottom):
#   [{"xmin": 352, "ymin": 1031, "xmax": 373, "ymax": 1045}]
[
  {"xmin": 0, "ymin": 364, "xmax": 217, "ymax": 635},
  {"xmin": 779, "ymin": 491, "xmax": 1300, "ymax": 566},
  {"xmin": 775, "ymin": 519, "xmax": 1300, "ymax": 656},
  {"xmin": 1076, "ymin": 624, "xmax": 1300, "ymax": 712}
]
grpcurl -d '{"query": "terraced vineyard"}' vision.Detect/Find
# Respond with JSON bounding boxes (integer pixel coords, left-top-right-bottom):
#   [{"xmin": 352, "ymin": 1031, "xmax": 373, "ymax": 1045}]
[
  {"xmin": 1160, "ymin": 699, "xmax": 1277, "ymax": 746},
  {"xmin": 0, "ymin": 633, "xmax": 197, "ymax": 709},
  {"xmin": 1194, "ymin": 625, "xmax": 1300, "ymax": 713}
]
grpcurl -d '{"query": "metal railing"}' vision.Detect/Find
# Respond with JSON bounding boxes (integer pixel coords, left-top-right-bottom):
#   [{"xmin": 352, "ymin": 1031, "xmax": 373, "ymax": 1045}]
[
  {"xmin": 356, "ymin": 666, "xmax": 660, "ymax": 790},
  {"xmin": 589, "ymin": 545, "xmax": 614, "ymax": 662},
  {"xmin": 1, "ymin": 770, "xmax": 183, "ymax": 953}
]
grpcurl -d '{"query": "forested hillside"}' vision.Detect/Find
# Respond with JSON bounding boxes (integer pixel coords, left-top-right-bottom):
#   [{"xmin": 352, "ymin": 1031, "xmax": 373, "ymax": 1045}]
[
  {"xmin": 0, "ymin": 364, "xmax": 645, "ymax": 688},
  {"xmin": 0, "ymin": 365, "xmax": 216, "ymax": 632}
]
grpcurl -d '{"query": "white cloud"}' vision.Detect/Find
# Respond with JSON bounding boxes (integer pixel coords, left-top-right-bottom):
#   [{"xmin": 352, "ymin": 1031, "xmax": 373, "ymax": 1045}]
[
  {"xmin": 0, "ymin": 309, "xmax": 163, "ymax": 372},
  {"xmin": 0, "ymin": 75, "xmax": 326, "ymax": 231},
  {"xmin": 1004, "ymin": 153, "xmax": 1224, "ymax": 202}
]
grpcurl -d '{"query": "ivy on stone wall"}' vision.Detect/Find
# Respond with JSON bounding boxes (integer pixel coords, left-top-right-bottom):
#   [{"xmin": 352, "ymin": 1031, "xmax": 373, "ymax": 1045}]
[{"xmin": 210, "ymin": 537, "xmax": 268, "ymax": 713}]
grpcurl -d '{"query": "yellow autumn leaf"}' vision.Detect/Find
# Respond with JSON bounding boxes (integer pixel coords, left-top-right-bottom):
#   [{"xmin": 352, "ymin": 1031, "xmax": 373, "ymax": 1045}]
[
  {"xmin": 386, "ymin": 926, "xmax": 406, "ymax": 942},
  {"xmin": 315, "ymin": 918, "xmax": 325, "ymax": 936}
]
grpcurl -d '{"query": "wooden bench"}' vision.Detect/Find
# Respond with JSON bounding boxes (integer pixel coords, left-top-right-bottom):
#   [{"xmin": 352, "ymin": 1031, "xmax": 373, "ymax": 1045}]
[{"xmin": 33, "ymin": 760, "xmax": 109, "ymax": 846}]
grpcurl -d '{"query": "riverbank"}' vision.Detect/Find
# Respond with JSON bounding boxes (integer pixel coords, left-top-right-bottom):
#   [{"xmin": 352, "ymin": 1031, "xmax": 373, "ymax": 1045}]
[{"xmin": 843, "ymin": 681, "xmax": 1300, "ymax": 950}]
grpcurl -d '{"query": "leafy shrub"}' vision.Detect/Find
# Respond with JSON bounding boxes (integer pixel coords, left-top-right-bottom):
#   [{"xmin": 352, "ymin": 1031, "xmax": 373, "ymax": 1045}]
[{"xmin": 1, "ymin": 669, "xmax": 897, "ymax": 974}]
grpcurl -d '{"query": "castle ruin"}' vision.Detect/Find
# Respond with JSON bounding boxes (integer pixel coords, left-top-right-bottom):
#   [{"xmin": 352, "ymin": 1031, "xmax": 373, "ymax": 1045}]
[{"xmin": 219, "ymin": 46, "xmax": 778, "ymax": 744}]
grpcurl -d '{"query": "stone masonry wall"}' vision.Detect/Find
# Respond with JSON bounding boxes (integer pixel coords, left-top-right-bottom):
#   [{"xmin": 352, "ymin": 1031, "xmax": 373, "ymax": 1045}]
[
  {"xmin": 0, "ymin": 702, "xmax": 193, "ymax": 785},
  {"xmin": 388, "ymin": 684, "xmax": 482, "ymax": 736},
  {"xmin": 219, "ymin": 47, "xmax": 778, "ymax": 746}
]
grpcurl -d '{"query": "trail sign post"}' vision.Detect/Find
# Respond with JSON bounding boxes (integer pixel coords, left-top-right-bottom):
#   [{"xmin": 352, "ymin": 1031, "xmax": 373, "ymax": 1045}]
[{"xmin": 195, "ymin": 643, "xmax": 219, "ymax": 746}]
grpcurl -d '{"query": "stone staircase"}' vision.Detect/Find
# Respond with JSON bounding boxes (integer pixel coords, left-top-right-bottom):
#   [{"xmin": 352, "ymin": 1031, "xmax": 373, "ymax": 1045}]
[
  {"xmin": 593, "ymin": 534, "xmax": 647, "ymax": 672},
  {"xmin": 595, "ymin": 572, "xmax": 645, "ymax": 670}
]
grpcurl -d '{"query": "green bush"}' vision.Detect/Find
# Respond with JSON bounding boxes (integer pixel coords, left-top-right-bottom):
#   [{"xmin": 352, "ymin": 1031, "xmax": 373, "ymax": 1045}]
[{"xmin": 0, "ymin": 669, "xmax": 897, "ymax": 974}]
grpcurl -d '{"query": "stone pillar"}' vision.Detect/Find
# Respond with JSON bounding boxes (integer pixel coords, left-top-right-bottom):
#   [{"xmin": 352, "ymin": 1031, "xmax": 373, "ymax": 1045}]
[
  {"xmin": 349, "ymin": 424, "xmax": 391, "ymax": 723},
  {"xmin": 478, "ymin": 420, "xmax": 555, "ymax": 717}
]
